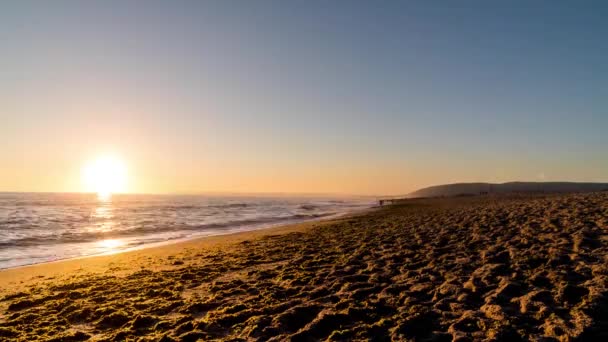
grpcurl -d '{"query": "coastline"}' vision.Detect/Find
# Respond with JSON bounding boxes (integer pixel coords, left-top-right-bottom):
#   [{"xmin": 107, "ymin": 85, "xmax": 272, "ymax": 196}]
[
  {"xmin": 0, "ymin": 192, "xmax": 375, "ymax": 270},
  {"xmin": 0, "ymin": 207, "xmax": 375, "ymax": 293}
]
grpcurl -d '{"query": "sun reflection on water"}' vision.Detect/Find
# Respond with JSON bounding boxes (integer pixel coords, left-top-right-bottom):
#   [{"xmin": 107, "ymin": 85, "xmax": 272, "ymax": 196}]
[
  {"xmin": 97, "ymin": 239, "xmax": 125, "ymax": 253},
  {"xmin": 97, "ymin": 191, "xmax": 112, "ymax": 202},
  {"xmin": 91, "ymin": 203, "xmax": 115, "ymax": 232},
  {"xmin": 90, "ymin": 192, "xmax": 125, "ymax": 253},
  {"xmin": 94, "ymin": 205, "xmax": 113, "ymax": 219},
  {"xmin": 87, "ymin": 192, "xmax": 116, "ymax": 236}
]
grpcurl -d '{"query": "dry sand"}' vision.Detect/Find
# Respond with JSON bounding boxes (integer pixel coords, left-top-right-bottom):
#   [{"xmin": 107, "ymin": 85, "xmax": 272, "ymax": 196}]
[{"xmin": 0, "ymin": 193, "xmax": 607, "ymax": 341}]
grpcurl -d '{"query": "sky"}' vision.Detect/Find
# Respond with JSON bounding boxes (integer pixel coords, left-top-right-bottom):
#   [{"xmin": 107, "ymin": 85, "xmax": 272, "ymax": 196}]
[{"xmin": 1, "ymin": 1, "xmax": 607, "ymax": 196}]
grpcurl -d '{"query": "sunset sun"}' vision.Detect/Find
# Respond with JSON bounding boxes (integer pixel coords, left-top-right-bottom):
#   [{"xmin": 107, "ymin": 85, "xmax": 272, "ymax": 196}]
[{"xmin": 82, "ymin": 156, "xmax": 127, "ymax": 196}]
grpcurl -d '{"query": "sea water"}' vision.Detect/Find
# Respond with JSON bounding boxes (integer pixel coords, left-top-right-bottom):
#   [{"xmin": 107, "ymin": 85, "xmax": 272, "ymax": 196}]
[{"xmin": 0, "ymin": 192, "xmax": 373, "ymax": 269}]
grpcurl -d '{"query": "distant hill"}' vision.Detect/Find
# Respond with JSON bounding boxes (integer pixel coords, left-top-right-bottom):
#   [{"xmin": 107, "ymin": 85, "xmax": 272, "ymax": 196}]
[{"xmin": 407, "ymin": 182, "xmax": 608, "ymax": 198}]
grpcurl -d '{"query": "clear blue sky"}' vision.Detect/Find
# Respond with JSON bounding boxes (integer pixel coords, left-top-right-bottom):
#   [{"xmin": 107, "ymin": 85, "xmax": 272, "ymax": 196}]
[{"xmin": 1, "ymin": 1, "xmax": 607, "ymax": 195}]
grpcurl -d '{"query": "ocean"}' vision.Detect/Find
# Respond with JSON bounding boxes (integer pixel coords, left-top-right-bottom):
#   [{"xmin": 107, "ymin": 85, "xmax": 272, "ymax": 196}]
[{"xmin": 0, "ymin": 192, "xmax": 373, "ymax": 269}]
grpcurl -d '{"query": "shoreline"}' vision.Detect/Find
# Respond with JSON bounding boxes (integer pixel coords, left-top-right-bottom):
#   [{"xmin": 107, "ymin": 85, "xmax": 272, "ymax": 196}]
[
  {"xmin": 0, "ymin": 192, "xmax": 376, "ymax": 271},
  {"xmin": 0, "ymin": 206, "xmax": 376, "ymax": 292}
]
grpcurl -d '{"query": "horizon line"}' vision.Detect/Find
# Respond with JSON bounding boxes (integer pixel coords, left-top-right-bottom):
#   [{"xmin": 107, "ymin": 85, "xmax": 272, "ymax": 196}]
[
  {"xmin": 0, "ymin": 190, "xmax": 381, "ymax": 198},
  {"xmin": 3, "ymin": 180, "xmax": 608, "ymax": 198}
]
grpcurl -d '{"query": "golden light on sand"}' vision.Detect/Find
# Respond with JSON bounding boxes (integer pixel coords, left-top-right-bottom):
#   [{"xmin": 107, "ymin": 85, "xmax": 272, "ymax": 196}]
[{"xmin": 82, "ymin": 155, "xmax": 127, "ymax": 197}]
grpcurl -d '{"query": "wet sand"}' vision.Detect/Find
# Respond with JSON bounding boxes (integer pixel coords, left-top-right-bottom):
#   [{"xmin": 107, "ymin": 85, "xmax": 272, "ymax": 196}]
[{"xmin": 0, "ymin": 193, "xmax": 607, "ymax": 341}]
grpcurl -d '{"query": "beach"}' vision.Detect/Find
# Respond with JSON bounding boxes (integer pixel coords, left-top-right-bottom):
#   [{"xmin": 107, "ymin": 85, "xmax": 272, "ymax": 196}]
[
  {"xmin": 1, "ymin": 192, "xmax": 607, "ymax": 341},
  {"xmin": 0, "ymin": 193, "xmax": 371, "ymax": 269}
]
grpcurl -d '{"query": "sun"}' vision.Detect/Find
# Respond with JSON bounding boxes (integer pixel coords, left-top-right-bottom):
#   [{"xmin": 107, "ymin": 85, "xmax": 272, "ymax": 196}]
[{"xmin": 82, "ymin": 155, "xmax": 128, "ymax": 197}]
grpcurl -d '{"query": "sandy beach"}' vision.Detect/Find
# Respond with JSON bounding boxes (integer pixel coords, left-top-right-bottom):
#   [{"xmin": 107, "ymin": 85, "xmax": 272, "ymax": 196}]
[{"xmin": 1, "ymin": 192, "xmax": 607, "ymax": 341}]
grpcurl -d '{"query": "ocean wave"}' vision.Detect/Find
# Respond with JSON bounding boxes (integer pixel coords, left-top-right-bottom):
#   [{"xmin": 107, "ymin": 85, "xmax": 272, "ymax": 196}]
[
  {"xmin": 0, "ymin": 193, "xmax": 372, "ymax": 268},
  {"xmin": 298, "ymin": 204, "xmax": 318, "ymax": 210},
  {"xmin": 0, "ymin": 212, "xmax": 338, "ymax": 248}
]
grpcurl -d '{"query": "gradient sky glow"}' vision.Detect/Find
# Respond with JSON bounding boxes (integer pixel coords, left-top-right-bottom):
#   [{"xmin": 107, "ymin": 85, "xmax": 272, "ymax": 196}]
[{"xmin": 1, "ymin": 1, "xmax": 607, "ymax": 195}]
